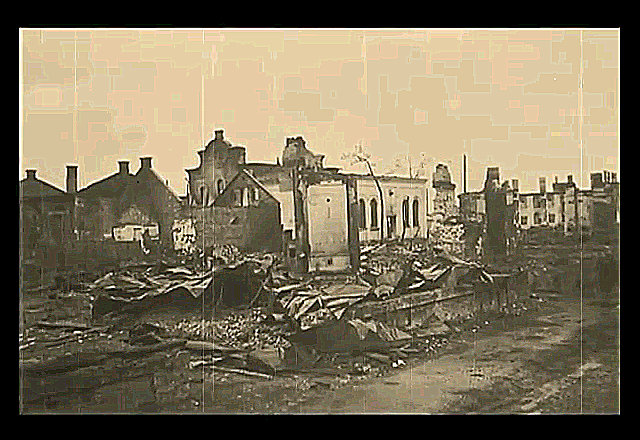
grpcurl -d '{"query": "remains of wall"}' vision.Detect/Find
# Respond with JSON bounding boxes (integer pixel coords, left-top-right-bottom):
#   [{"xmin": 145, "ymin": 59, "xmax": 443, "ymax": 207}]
[{"xmin": 189, "ymin": 205, "xmax": 282, "ymax": 253}]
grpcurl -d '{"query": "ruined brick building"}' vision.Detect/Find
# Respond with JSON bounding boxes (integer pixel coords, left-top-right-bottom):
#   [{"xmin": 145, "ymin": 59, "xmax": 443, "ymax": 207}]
[
  {"xmin": 181, "ymin": 130, "xmax": 428, "ymax": 273},
  {"xmin": 458, "ymin": 169, "xmax": 620, "ymax": 253},
  {"xmin": 431, "ymin": 164, "xmax": 457, "ymax": 222}
]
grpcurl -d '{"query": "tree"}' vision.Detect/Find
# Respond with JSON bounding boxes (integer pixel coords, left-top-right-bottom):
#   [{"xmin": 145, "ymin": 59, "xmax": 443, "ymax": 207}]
[
  {"xmin": 387, "ymin": 152, "xmax": 431, "ymax": 179},
  {"xmin": 341, "ymin": 144, "xmax": 385, "ymax": 241}
]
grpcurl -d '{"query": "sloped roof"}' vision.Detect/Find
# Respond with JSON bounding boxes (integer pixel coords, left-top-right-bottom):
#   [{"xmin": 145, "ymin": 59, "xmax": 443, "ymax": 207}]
[
  {"xmin": 339, "ymin": 172, "xmax": 427, "ymax": 183},
  {"xmin": 118, "ymin": 167, "xmax": 181, "ymax": 210},
  {"xmin": 20, "ymin": 177, "xmax": 67, "ymax": 198},
  {"xmin": 213, "ymin": 169, "xmax": 280, "ymax": 206},
  {"xmin": 78, "ymin": 172, "xmax": 133, "ymax": 198}
]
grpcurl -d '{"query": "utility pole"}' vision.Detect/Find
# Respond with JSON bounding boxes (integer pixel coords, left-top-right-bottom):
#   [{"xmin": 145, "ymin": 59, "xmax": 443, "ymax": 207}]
[{"xmin": 463, "ymin": 153, "xmax": 467, "ymax": 194}]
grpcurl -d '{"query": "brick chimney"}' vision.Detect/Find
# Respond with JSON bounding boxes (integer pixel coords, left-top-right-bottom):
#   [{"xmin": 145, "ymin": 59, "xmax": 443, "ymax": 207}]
[
  {"xmin": 140, "ymin": 157, "xmax": 152, "ymax": 170},
  {"xmin": 511, "ymin": 179, "xmax": 519, "ymax": 192},
  {"xmin": 539, "ymin": 177, "xmax": 546, "ymax": 194},
  {"xmin": 214, "ymin": 129, "xmax": 224, "ymax": 141},
  {"xmin": 66, "ymin": 165, "xmax": 78, "ymax": 194},
  {"xmin": 590, "ymin": 172, "xmax": 604, "ymax": 189},
  {"xmin": 484, "ymin": 167, "xmax": 500, "ymax": 191},
  {"xmin": 118, "ymin": 161, "xmax": 130, "ymax": 175},
  {"xmin": 25, "ymin": 169, "xmax": 37, "ymax": 180},
  {"xmin": 567, "ymin": 175, "xmax": 574, "ymax": 184}
]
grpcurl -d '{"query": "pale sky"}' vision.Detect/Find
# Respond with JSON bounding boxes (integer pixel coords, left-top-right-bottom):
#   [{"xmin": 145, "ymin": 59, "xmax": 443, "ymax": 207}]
[{"xmin": 20, "ymin": 28, "xmax": 619, "ymax": 196}]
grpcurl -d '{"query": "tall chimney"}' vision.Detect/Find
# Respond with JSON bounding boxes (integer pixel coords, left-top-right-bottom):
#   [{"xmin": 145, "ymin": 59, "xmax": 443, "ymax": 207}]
[
  {"xmin": 463, "ymin": 154, "xmax": 467, "ymax": 193},
  {"xmin": 590, "ymin": 172, "xmax": 604, "ymax": 189},
  {"xmin": 612, "ymin": 172, "xmax": 617, "ymax": 183},
  {"xmin": 539, "ymin": 177, "xmax": 546, "ymax": 194},
  {"xmin": 66, "ymin": 165, "xmax": 78, "ymax": 194},
  {"xmin": 511, "ymin": 179, "xmax": 519, "ymax": 192},
  {"xmin": 25, "ymin": 169, "xmax": 37, "ymax": 180},
  {"xmin": 484, "ymin": 167, "xmax": 500, "ymax": 191},
  {"xmin": 118, "ymin": 161, "xmax": 130, "ymax": 175},
  {"xmin": 140, "ymin": 157, "xmax": 152, "ymax": 170}
]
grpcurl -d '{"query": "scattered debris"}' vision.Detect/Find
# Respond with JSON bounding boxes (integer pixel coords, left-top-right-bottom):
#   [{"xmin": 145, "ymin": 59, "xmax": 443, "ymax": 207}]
[{"xmin": 21, "ymin": 236, "xmax": 616, "ymax": 413}]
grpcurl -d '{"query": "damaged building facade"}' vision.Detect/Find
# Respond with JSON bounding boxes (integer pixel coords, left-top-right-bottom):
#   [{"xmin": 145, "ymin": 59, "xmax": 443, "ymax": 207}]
[
  {"xmin": 180, "ymin": 130, "xmax": 428, "ymax": 274},
  {"xmin": 458, "ymin": 169, "xmax": 620, "ymax": 255},
  {"xmin": 430, "ymin": 164, "xmax": 457, "ymax": 222},
  {"xmin": 426, "ymin": 164, "xmax": 464, "ymax": 255}
]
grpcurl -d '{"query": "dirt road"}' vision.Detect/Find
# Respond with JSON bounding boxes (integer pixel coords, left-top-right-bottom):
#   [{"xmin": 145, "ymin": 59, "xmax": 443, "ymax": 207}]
[{"xmin": 290, "ymin": 294, "xmax": 619, "ymax": 414}]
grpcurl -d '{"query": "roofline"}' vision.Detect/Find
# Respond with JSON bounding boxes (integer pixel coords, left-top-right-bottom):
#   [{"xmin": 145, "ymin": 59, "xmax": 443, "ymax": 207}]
[
  {"xmin": 239, "ymin": 169, "xmax": 279, "ymax": 203},
  {"xmin": 242, "ymin": 162, "xmax": 281, "ymax": 168},
  {"xmin": 339, "ymin": 172, "xmax": 427, "ymax": 183},
  {"xmin": 213, "ymin": 169, "xmax": 280, "ymax": 206},
  {"xmin": 136, "ymin": 167, "xmax": 181, "ymax": 201},
  {"xmin": 518, "ymin": 191, "xmax": 560, "ymax": 196},
  {"xmin": 20, "ymin": 177, "xmax": 68, "ymax": 196},
  {"xmin": 77, "ymin": 172, "xmax": 126, "ymax": 194}
]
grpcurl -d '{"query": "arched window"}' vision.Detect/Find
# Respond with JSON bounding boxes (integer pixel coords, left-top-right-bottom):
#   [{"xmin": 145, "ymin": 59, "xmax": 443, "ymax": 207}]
[
  {"xmin": 370, "ymin": 199, "xmax": 378, "ymax": 228},
  {"xmin": 402, "ymin": 198, "xmax": 410, "ymax": 227},
  {"xmin": 217, "ymin": 179, "xmax": 225, "ymax": 195},
  {"xmin": 534, "ymin": 212, "xmax": 542, "ymax": 225},
  {"xmin": 412, "ymin": 198, "xmax": 420, "ymax": 227},
  {"xmin": 359, "ymin": 199, "xmax": 366, "ymax": 229}
]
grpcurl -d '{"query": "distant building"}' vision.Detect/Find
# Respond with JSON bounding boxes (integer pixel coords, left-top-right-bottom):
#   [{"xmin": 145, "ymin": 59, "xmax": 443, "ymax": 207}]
[
  {"xmin": 458, "ymin": 170, "xmax": 620, "ymax": 245},
  {"xmin": 517, "ymin": 177, "xmax": 563, "ymax": 230}
]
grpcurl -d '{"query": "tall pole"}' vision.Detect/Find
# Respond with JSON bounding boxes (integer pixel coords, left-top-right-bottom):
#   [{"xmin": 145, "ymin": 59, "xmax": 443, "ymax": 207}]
[
  {"xmin": 364, "ymin": 159, "xmax": 385, "ymax": 242},
  {"xmin": 463, "ymin": 153, "xmax": 467, "ymax": 194}
]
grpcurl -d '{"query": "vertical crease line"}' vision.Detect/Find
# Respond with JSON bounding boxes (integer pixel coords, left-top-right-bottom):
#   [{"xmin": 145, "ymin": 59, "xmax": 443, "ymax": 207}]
[{"xmin": 579, "ymin": 29, "xmax": 584, "ymax": 415}]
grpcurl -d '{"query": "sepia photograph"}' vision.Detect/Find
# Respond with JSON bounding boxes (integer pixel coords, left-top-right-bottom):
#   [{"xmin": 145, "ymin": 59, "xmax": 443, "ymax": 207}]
[{"xmin": 18, "ymin": 27, "xmax": 620, "ymax": 414}]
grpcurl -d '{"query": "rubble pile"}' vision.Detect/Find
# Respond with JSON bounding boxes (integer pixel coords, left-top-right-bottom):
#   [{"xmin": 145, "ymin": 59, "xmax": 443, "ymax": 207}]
[
  {"xmin": 210, "ymin": 244, "xmax": 241, "ymax": 265},
  {"xmin": 430, "ymin": 221, "xmax": 465, "ymax": 255},
  {"xmin": 23, "ymin": 236, "xmax": 602, "ymax": 412}
]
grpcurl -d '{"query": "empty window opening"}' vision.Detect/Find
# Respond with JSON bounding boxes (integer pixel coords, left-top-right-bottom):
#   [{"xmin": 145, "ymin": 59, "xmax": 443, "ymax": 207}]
[
  {"xmin": 370, "ymin": 199, "xmax": 378, "ymax": 228},
  {"xmin": 402, "ymin": 198, "xmax": 410, "ymax": 227}
]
